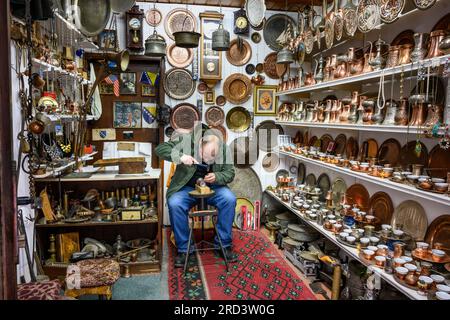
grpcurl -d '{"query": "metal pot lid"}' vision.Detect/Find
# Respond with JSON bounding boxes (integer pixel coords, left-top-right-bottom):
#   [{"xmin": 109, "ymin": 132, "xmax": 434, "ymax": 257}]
[
  {"xmin": 216, "ymin": 95, "xmax": 227, "ymax": 106},
  {"xmin": 229, "ymin": 136, "xmax": 259, "ymax": 168},
  {"xmin": 263, "ymin": 52, "xmax": 285, "ymax": 80},
  {"xmin": 263, "ymin": 14, "xmax": 296, "ymax": 51},
  {"xmin": 223, "ymin": 74, "xmax": 253, "ymax": 105},
  {"xmin": 205, "ymin": 106, "xmax": 225, "ymax": 127},
  {"xmin": 164, "ymin": 8, "xmax": 198, "ymax": 40},
  {"xmin": 251, "ymin": 32, "xmax": 261, "ymax": 43},
  {"xmin": 245, "ymin": 0, "xmax": 266, "ymax": 28},
  {"xmin": 245, "ymin": 64, "xmax": 256, "ymax": 75},
  {"xmin": 73, "ymin": 0, "xmax": 112, "ymax": 37},
  {"xmin": 226, "ymin": 106, "xmax": 251, "ymax": 132},
  {"xmin": 166, "ymin": 43, "xmax": 193, "ymax": 68},
  {"xmin": 226, "ymin": 38, "xmax": 252, "ymax": 66},
  {"xmin": 255, "ymin": 120, "xmax": 284, "ymax": 152},
  {"xmin": 170, "ymin": 103, "xmax": 200, "ymax": 132},
  {"xmin": 283, "ymin": 237, "xmax": 302, "ymax": 247},
  {"xmin": 164, "ymin": 68, "xmax": 195, "ymax": 100},
  {"xmin": 110, "ymin": 0, "xmax": 135, "ymax": 13},
  {"xmin": 262, "ymin": 152, "xmax": 279, "ymax": 172}
]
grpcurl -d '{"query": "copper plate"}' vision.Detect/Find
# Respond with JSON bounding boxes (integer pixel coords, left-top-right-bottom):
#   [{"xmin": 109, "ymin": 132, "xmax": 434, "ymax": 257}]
[
  {"xmin": 263, "ymin": 53, "xmax": 285, "ymax": 80},
  {"xmin": 391, "ymin": 29, "xmax": 415, "ymax": 46},
  {"xmin": 377, "ymin": 138, "xmax": 401, "ymax": 166},
  {"xmin": 332, "ymin": 178, "xmax": 347, "ymax": 208},
  {"xmin": 317, "ymin": 173, "xmax": 331, "ymax": 202},
  {"xmin": 297, "ymin": 162, "xmax": 306, "ymax": 184},
  {"xmin": 346, "ymin": 184, "xmax": 370, "ymax": 212},
  {"xmin": 391, "ymin": 200, "xmax": 428, "ymax": 241},
  {"xmin": 230, "ymin": 136, "xmax": 259, "ymax": 168},
  {"xmin": 399, "ymin": 141, "xmax": 428, "ymax": 170},
  {"xmin": 255, "ymin": 120, "xmax": 284, "ymax": 152},
  {"xmin": 223, "ymin": 73, "xmax": 253, "ymax": 105},
  {"xmin": 166, "ymin": 43, "xmax": 193, "ymax": 68},
  {"xmin": 262, "ymin": 152, "xmax": 280, "ymax": 172},
  {"xmin": 425, "ymin": 215, "xmax": 450, "ymax": 255},
  {"xmin": 305, "ymin": 173, "xmax": 316, "ymax": 187},
  {"xmin": 308, "ymin": 136, "xmax": 317, "ymax": 147},
  {"xmin": 226, "ymin": 106, "xmax": 251, "ymax": 133},
  {"xmin": 320, "ymin": 134, "xmax": 333, "ymax": 153},
  {"xmin": 255, "ymin": 63, "xmax": 264, "ymax": 73},
  {"xmin": 334, "ymin": 134, "xmax": 347, "ymax": 156},
  {"xmin": 346, "ymin": 136, "xmax": 359, "ymax": 159},
  {"xmin": 205, "ymin": 106, "xmax": 225, "ymax": 127},
  {"xmin": 226, "ymin": 38, "xmax": 252, "ymax": 66},
  {"xmin": 358, "ymin": 138, "xmax": 378, "ymax": 162},
  {"xmin": 170, "ymin": 103, "xmax": 200, "ymax": 132},
  {"xmin": 215, "ymin": 95, "xmax": 226, "ymax": 106},
  {"xmin": 197, "ymin": 82, "xmax": 208, "ymax": 94},
  {"xmin": 369, "ymin": 191, "xmax": 394, "ymax": 225},
  {"xmin": 245, "ymin": 64, "xmax": 256, "ymax": 75},
  {"xmin": 164, "ymin": 8, "xmax": 198, "ymax": 40},
  {"xmin": 229, "ymin": 167, "xmax": 262, "ymax": 208},
  {"xmin": 164, "ymin": 68, "xmax": 195, "ymax": 100},
  {"xmin": 427, "ymin": 144, "xmax": 450, "ymax": 179},
  {"xmin": 208, "ymin": 125, "xmax": 227, "ymax": 143}
]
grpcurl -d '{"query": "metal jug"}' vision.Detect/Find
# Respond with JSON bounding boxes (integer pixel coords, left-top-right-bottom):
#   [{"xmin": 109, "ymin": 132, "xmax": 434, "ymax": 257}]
[
  {"xmin": 394, "ymin": 98, "xmax": 409, "ymax": 126},
  {"xmin": 382, "ymin": 100, "xmax": 398, "ymax": 125},
  {"xmin": 212, "ymin": 22, "xmax": 230, "ymax": 51},
  {"xmin": 411, "ymin": 33, "xmax": 429, "ymax": 62},
  {"xmin": 426, "ymin": 30, "xmax": 446, "ymax": 59},
  {"xmin": 369, "ymin": 36, "xmax": 387, "ymax": 71},
  {"xmin": 314, "ymin": 56, "xmax": 325, "ymax": 83},
  {"xmin": 145, "ymin": 30, "xmax": 167, "ymax": 57}
]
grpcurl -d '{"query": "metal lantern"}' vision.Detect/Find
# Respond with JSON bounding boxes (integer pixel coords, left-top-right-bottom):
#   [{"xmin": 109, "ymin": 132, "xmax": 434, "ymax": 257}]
[
  {"xmin": 212, "ymin": 22, "xmax": 230, "ymax": 51},
  {"xmin": 277, "ymin": 46, "xmax": 294, "ymax": 65},
  {"xmin": 145, "ymin": 30, "xmax": 167, "ymax": 57}
]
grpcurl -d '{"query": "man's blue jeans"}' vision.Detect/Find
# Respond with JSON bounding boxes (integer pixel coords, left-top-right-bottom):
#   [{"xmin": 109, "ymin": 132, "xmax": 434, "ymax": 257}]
[{"xmin": 167, "ymin": 185, "xmax": 237, "ymax": 253}]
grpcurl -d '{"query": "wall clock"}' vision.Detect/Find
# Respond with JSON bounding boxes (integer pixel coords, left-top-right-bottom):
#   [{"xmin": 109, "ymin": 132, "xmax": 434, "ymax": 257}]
[
  {"xmin": 199, "ymin": 12, "xmax": 223, "ymax": 84},
  {"xmin": 234, "ymin": 8, "xmax": 249, "ymax": 35},
  {"xmin": 164, "ymin": 68, "xmax": 195, "ymax": 100},
  {"xmin": 126, "ymin": 5, "xmax": 144, "ymax": 52},
  {"xmin": 145, "ymin": 8, "xmax": 162, "ymax": 27}
]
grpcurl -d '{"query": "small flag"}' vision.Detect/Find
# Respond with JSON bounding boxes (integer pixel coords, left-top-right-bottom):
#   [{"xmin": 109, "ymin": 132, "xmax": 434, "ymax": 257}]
[
  {"xmin": 147, "ymin": 72, "xmax": 158, "ymax": 85},
  {"xmin": 104, "ymin": 74, "xmax": 119, "ymax": 97},
  {"xmin": 140, "ymin": 71, "xmax": 151, "ymax": 84}
]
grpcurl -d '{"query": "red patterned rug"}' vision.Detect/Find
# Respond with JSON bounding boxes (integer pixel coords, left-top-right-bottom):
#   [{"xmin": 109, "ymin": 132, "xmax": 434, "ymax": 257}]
[{"xmin": 167, "ymin": 229, "xmax": 316, "ymax": 300}]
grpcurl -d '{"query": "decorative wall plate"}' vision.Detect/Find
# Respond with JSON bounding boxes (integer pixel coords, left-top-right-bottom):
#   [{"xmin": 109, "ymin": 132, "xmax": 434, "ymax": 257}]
[
  {"xmin": 223, "ymin": 74, "xmax": 253, "ymax": 104},
  {"xmin": 324, "ymin": 18, "xmax": 334, "ymax": 49},
  {"xmin": 320, "ymin": 134, "xmax": 333, "ymax": 153},
  {"xmin": 263, "ymin": 52, "xmax": 281, "ymax": 79},
  {"xmin": 346, "ymin": 183, "xmax": 370, "ymax": 212},
  {"xmin": 245, "ymin": 64, "xmax": 256, "ymax": 75},
  {"xmin": 380, "ymin": 0, "xmax": 405, "ymax": 24},
  {"xmin": 304, "ymin": 28, "xmax": 315, "ymax": 54},
  {"xmin": 344, "ymin": 4, "xmax": 358, "ymax": 36},
  {"xmin": 262, "ymin": 152, "xmax": 280, "ymax": 172},
  {"xmin": 399, "ymin": 141, "xmax": 428, "ymax": 170},
  {"xmin": 263, "ymin": 14, "xmax": 296, "ymax": 51},
  {"xmin": 413, "ymin": 0, "xmax": 436, "ymax": 10},
  {"xmin": 164, "ymin": 8, "xmax": 198, "ymax": 40},
  {"xmin": 197, "ymin": 82, "xmax": 208, "ymax": 94},
  {"xmin": 369, "ymin": 191, "xmax": 394, "ymax": 225},
  {"xmin": 170, "ymin": 103, "xmax": 200, "ymax": 132},
  {"xmin": 226, "ymin": 106, "xmax": 251, "ymax": 133},
  {"xmin": 377, "ymin": 138, "xmax": 401, "ymax": 167},
  {"xmin": 357, "ymin": 0, "xmax": 380, "ymax": 33},
  {"xmin": 255, "ymin": 120, "xmax": 284, "ymax": 152},
  {"xmin": 251, "ymin": 32, "xmax": 261, "ymax": 43},
  {"xmin": 216, "ymin": 95, "xmax": 227, "ymax": 106},
  {"xmin": 205, "ymin": 106, "xmax": 225, "ymax": 127},
  {"xmin": 334, "ymin": 9, "xmax": 344, "ymax": 41},
  {"xmin": 346, "ymin": 136, "xmax": 359, "ymax": 159},
  {"xmin": 73, "ymin": 0, "xmax": 111, "ymax": 37},
  {"xmin": 229, "ymin": 167, "xmax": 262, "ymax": 206},
  {"xmin": 164, "ymin": 68, "xmax": 195, "ymax": 100},
  {"xmin": 428, "ymin": 144, "xmax": 450, "ymax": 179},
  {"xmin": 334, "ymin": 134, "xmax": 347, "ymax": 156},
  {"xmin": 332, "ymin": 178, "xmax": 347, "ymax": 208},
  {"xmin": 166, "ymin": 43, "xmax": 193, "ymax": 68},
  {"xmin": 245, "ymin": 0, "xmax": 266, "ymax": 28},
  {"xmin": 391, "ymin": 200, "xmax": 428, "ymax": 241},
  {"xmin": 425, "ymin": 215, "xmax": 450, "ymax": 255},
  {"xmin": 226, "ymin": 38, "xmax": 252, "ymax": 66},
  {"xmin": 145, "ymin": 8, "xmax": 162, "ymax": 27}
]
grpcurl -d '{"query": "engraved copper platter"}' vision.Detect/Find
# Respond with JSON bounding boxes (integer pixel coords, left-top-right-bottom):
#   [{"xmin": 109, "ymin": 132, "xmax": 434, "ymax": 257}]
[
  {"xmin": 377, "ymin": 138, "xmax": 401, "ymax": 167},
  {"xmin": 226, "ymin": 106, "xmax": 251, "ymax": 133},
  {"xmin": 414, "ymin": 0, "xmax": 436, "ymax": 10},
  {"xmin": 380, "ymin": 0, "xmax": 405, "ymax": 24},
  {"xmin": 263, "ymin": 53, "xmax": 282, "ymax": 80},
  {"xmin": 334, "ymin": 134, "xmax": 347, "ymax": 156},
  {"xmin": 170, "ymin": 103, "xmax": 200, "ymax": 132},
  {"xmin": 391, "ymin": 200, "xmax": 428, "ymax": 241},
  {"xmin": 164, "ymin": 8, "xmax": 198, "ymax": 40},
  {"xmin": 369, "ymin": 191, "xmax": 394, "ymax": 225},
  {"xmin": 427, "ymin": 144, "xmax": 450, "ymax": 179},
  {"xmin": 223, "ymin": 74, "xmax": 253, "ymax": 105},
  {"xmin": 346, "ymin": 183, "xmax": 370, "ymax": 212},
  {"xmin": 320, "ymin": 134, "xmax": 333, "ymax": 153},
  {"xmin": 346, "ymin": 136, "xmax": 359, "ymax": 159},
  {"xmin": 216, "ymin": 95, "xmax": 226, "ymax": 106},
  {"xmin": 399, "ymin": 141, "xmax": 428, "ymax": 170},
  {"xmin": 166, "ymin": 43, "xmax": 194, "ymax": 68},
  {"xmin": 262, "ymin": 152, "xmax": 280, "ymax": 172},
  {"xmin": 317, "ymin": 173, "xmax": 331, "ymax": 202},
  {"xmin": 263, "ymin": 14, "xmax": 296, "ymax": 52},
  {"xmin": 335, "ymin": 9, "xmax": 344, "ymax": 41},
  {"xmin": 205, "ymin": 106, "xmax": 225, "ymax": 127},
  {"xmin": 226, "ymin": 38, "xmax": 252, "ymax": 66},
  {"xmin": 164, "ymin": 68, "xmax": 195, "ymax": 100},
  {"xmin": 255, "ymin": 120, "xmax": 284, "ymax": 152},
  {"xmin": 228, "ymin": 167, "xmax": 262, "ymax": 206},
  {"xmin": 358, "ymin": 138, "xmax": 378, "ymax": 162},
  {"xmin": 332, "ymin": 178, "xmax": 347, "ymax": 208},
  {"xmin": 425, "ymin": 215, "xmax": 450, "ymax": 255}
]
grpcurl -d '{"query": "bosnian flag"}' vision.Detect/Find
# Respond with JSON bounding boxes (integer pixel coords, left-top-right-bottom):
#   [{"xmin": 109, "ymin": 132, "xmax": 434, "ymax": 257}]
[{"xmin": 104, "ymin": 74, "xmax": 119, "ymax": 97}]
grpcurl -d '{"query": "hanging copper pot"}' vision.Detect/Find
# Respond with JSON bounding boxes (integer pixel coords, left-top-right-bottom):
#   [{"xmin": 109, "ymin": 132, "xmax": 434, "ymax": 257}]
[
  {"xmin": 426, "ymin": 30, "xmax": 446, "ymax": 59},
  {"xmin": 395, "ymin": 98, "xmax": 409, "ymax": 125}
]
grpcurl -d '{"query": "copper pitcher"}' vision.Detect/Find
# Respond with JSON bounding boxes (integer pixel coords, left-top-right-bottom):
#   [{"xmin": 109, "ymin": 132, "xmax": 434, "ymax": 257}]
[
  {"xmin": 398, "ymin": 44, "xmax": 413, "ymax": 65},
  {"xmin": 324, "ymin": 99, "xmax": 332, "ymax": 123},
  {"xmin": 426, "ymin": 30, "xmax": 446, "ymax": 59},
  {"xmin": 423, "ymin": 104, "xmax": 443, "ymax": 127},
  {"xmin": 304, "ymin": 73, "xmax": 316, "ymax": 86},
  {"xmin": 349, "ymin": 57, "xmax": 364, "ymax": 75},
  {"xmin": 363, "ymin": 52, "xmax": 374, "ymax": 73},
  {"xmin": 362, "ymin": 99, "xmax": 376, "ymax": 124},
  {"xmin": 356, "ymin": 96, "xmax": 367, "ymax": 124},
  {"xmin": 395, "ymin": 98, "xmax": 409, "ymax": 125},
  {"xmin": 409, "ymin": 102, "xmax": 427, "ymax": 126},
  {"xmin": 386, "ymin": 45, "xmax": 400, "ymax": 68},
  {"xmin": 411, "ymin": 33, "xmax": 429, "ymax": 62},
  {"xmin": 339, "ymin": 104, "xmax": 351, "ymax": 123}
]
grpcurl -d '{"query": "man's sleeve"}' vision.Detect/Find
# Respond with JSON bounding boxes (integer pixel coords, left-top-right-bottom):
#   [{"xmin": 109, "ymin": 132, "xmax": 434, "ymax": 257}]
[
  {"xmin": 155, "ymin": 137, "xmax": 183, "ymax": 164},
  {"xmin": 214, "ymin": 143, "xmax": 235, "ymax": 185}
]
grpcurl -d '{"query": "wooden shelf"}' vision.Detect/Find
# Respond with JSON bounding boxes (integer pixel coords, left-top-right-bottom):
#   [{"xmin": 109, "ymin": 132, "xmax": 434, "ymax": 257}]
[
  {"xmin": 278, "ymin": 150, "xmax": 450, "ymax": 207},
  {"xmin": 36, "ymin": 219, "xmax": 158, "ymax": 228},
  {"xmin": 266, "ymin": 190, "xmax": 425, "ymax": 300},
  {"xmin": 32, "ymin": 58, "xmax": 91, "ymax": 85},
  {"xmin": 33, "ymin": 152, "xmax": 98, "ymax": 179},
  {"xmin": 53, "ymin": 12, "xmax": 99, "ymax": 50},
  {"xmin": 36, "ymin": 168, "xmax": 162, "ymax": 182}
]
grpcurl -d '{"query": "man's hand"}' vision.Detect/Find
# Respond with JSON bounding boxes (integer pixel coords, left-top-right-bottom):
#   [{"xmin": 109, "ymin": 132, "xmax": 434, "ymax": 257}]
[
  {"xmin": 204, "ymin": 173, "xmax": 216, "ymax": 183},
  {"xmin": 180, "ymin": 154, "xmax": 198, "ymax": 166}
]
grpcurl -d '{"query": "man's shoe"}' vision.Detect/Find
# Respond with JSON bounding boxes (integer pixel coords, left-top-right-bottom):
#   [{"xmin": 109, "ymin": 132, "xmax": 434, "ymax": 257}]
[
  {"xmin": 175, "ymin": 253, "xmax": 188, "ymax": 268},
  {"xmin": 216, "ymin": 247, "xmax": 238, "ymax": 262}
]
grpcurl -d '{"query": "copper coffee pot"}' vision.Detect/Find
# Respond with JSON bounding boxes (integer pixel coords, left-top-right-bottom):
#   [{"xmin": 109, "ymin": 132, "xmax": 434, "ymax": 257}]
[
  {"xmin": 394, "ymin": 98, "xmax": 409, "ymax": 125},
  {"xmin": 423, "ymin": 104, "xmax": 443, "ymax": 127},
  {"xmin": 356, "ymin": 96, "xmax": 367, "ymax": 124},
  {"xmin": 409, "ymin": 102, "xmax": 427, "ymax": 126},
  {"xmin": 398, "ymin": 44, "xmax": 413, "ymax": 65},
  {"xmin": 411, "ymin": 33, "xmax": 429, "ymax": 62},
  {"xmin": 362, "ymin": 99, "xmax": 376, "ymax": 124},
  {"xmin": 426, "ymin": 30, "xmax": 446, "ymax": 59},
  {"xmin": 386, "ymin": 45, "xmax": 400, "ymax": 68},
  {"xmin": 363, "ymin": 52, "xmax": 374, "ymax": 73}
]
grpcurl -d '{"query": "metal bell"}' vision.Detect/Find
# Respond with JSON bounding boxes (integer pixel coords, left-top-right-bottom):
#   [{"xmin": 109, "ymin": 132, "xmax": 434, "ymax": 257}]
[
  {"xmin": 212, "ymin": 22, "xmax": 230, "ymax": 51},
  {"xmin": 145, "ymin": 30, "xmax": 167, "ymax": 57},
  {"xmin": 277, "ymin": 46, "xmax": 294, "ymax": 65}
]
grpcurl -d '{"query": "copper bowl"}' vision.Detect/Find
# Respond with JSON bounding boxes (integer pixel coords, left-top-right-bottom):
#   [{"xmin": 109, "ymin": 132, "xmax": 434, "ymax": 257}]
[
  {"xmin": 432, "ymin": 249, "xmax": 446, "ymax": 262},
  {"xmin": 434, "ymin": 183, "xmax": 449, "ymax": 192},
  {"xmin": 395, "ymin": 266, "xmax": 408, "ymax": 280},
  {"xmin": 363, "ymin": 249, "xmax": 375, "ymax": 260},
  {"xmin": 419, "ymin": 181, "xmax": 433, "ymax": 190}
]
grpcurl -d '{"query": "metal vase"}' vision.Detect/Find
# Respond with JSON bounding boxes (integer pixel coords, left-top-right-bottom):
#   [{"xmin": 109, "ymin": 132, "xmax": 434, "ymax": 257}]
[{"xmin": 411, "ymin": 33, "xmax": 429, "ymax": 62}]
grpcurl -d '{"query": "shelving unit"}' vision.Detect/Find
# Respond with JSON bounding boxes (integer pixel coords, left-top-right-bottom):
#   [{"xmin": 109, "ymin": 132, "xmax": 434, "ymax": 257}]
[
  {"xmin": 33, "ymin": 151, "xmax": 98, "ymax": 179},
  {"xmin": 32, "ymin": 58, "xmax": 92, "ymax": 85},
  {"xmin": 36, "ymin": 219, "xmax": 157, "ymax": 229},
  {"xmin": 53, "ymin": 12, "xmax": 99, "ymax": 50},
  {"xmin": 266, "ymin": 190, "xmax": 425, "ymax": 300},
  {"xmin": 36, "ymin": 168, "xmax": 162, "ymax": 182}
]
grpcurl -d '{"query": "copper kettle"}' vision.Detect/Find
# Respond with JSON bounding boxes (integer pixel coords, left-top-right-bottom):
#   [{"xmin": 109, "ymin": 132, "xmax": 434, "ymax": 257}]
[
  {"xmin": 426, "ymin": 30, "xmax": 446, "ymax": 59},
  {"xmin": 394, "ymin": 98, "xmax": 409, "ymax": 126}
]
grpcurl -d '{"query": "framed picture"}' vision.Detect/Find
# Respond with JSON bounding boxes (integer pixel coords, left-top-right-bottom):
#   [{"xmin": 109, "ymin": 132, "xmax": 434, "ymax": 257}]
[
  {"xmin": 142, "ymin": 101, "xmax": 158, "ymax": 128},
  {"xmin": 99, "ymin": 81, "xmax": 114, "ymax": 95},
  {"xmin": 120, "ymin": 72, "xmax": 136, "ymax": 95},
  {"xmin": 204, "ymin": 89, "xmax": 215, "ymax": 105},
  {"xmin": 141, "ymin": 84, "xmax": 156, "ymax": 97},
  {"xmin": 113, "ymin": 101, "xmax": 142, "ymax": 128},
  {"xmin": 98, "ymin": 29, "xmax": 118, "ymax": 51},
  {"xmin": 253, "ymin": 85, "xmax": 278, "ymax": 116}
]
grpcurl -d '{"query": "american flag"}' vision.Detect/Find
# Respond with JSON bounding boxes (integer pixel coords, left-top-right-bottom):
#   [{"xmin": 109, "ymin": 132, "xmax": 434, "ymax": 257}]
[{"xmin": 104, "ymin": 74, "xmax": 119, "ymax": 97}]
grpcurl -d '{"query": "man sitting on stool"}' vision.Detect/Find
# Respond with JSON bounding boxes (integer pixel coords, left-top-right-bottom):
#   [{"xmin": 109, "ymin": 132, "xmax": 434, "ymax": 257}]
[{"xmin": 155, "ymin": 127, "xmax": 237, "ymax": 267}]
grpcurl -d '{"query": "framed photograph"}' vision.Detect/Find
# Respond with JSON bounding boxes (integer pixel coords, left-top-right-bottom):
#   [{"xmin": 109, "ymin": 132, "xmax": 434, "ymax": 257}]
[
  {"xmin": 99, "ymin": 81, "xmax": 114, "ymax": 95},
  {"xmin": 113, "ymin": 101, "xmax": 142, "ymax": 128},
  {"xmin": 120, "ymin": 72, "xmax": 136, "ymax": 95},
  {"xmin": 141, "ymin": 84, "xmax": 156, "ymax": 97},
  {"xmin": 253, "ymin": 85, "xmax": 278, "ymax": 116},
  {"xmin": 204, "ymin": 89, "xmax": 215, "ymax": 105},
  {"xmin": 142, "ymin": 101, "xmax": 158, "ymax": 128},
  {"xmin": 97, "ymin": 29, "xmax": 118, "ymax": 51}
]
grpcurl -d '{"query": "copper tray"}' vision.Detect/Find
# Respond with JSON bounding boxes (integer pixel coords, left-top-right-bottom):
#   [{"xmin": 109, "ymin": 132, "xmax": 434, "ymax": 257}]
[
  {"xmin": 391, "ymin": 200, "xmax": 428, "ymax": 241},
  {"xmin": 334, "ymin": 134, "xmax": 347, "ymax": 156},
  {"xmin": 427, "ymin": 144, "xmax": 450, "ymax": 179},
  {"xmin": 425, "ymin": 215, "xmax": 450, "ymax": 255},
  {"xmin": 346, "ymin": 183, "xmax": 370, "ymax": 212},
  {"xmin": 399, "ymin": 141, "xmax": 428, "ymax": 170},
  {"xmin": 332, "ymin": 178, "xmax": 347, "ymax": 208},
  {"xmin": 346, "ymin": 136, "xmax": 359, "ymax": 159},
  {"xmin": 208, "ymin": 125, "xmax": 227, "ymax": 143},
  {"xmin": 263, "ymin": 14, "xmax": 296, "ymax": 51},
  {"xmin": 369, "ymin": 191, "xmax": 394, "ymax": 225},
  {"xmin": 164, "ymin": 68, "xmax": 195, "ymax": 100},
  {"xmin": 263, "ymin": 52, "xmax": 283, "ymax": 79},
  {"xmin": 297, "ymin": 162, "xmax": 306, "ymax": 184},
  {"xmin": 412, "ymin": 249, "xmax": 450, "ymax": 264},
  {"xmin": 223, "ymin": 73, "xmax": 253, "ymax": 104},
  {"xmin": 229, "ymin": 167, "xmax": 262, "ymax": 206},
  {"xmin": 205, "ymin": 106, "xmax": 225, "ymax": 127},
  {"xmin": 305, "ymin": 173, "xmax": 316, "ymax": 187},
  {"xmin": 262, "ymin": 152, "xmax": 280, "ymax": 172},
  {"xmin": 391, "ymin": 29, "xmax": 415, "ymax": 46},
  {"xmin": 166, "ymin": 43, "xmax": 193, "ymax": 68},
  {"xmin": 216, "ymin": 95, "xmax": 226, "ymax": 106},
  {"xmin": 320, "ymin": 134, "xmax": 333, "ymax": 153},
  {"xmin": 164, "ymin": 8, "xmax": 198, "ymax": 40},
  {"xmin": 226, "ymin": 106, "xmax": 251, "ymax": 133},
  {"xmin": 170, "ymin": 103, "xmax": 200, "ymax": 132},
  {"xmin": 317, "ymin": 173, "xmax": 331, "ymax": 202},
  {"xmin": 255, "ymin": 120, "xmax": 284, "ymax": 152},
  {"xmin": 226, "ymin": 38, "xmax": 252, "ymax": 66},
  {"xmin": 377, "ymin": 138, "xmax": 401, "ymax": 167},
  {"xmin": 230, "ymin": 136, "xmax": 259, "ymax": 168},
  {"xmin": 358, "ymin": 138, "xmax": 378, "ymax": 162},
  {"xmin": 393, "ymin": 274, "xmax": 420, "ymax": 291}
]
